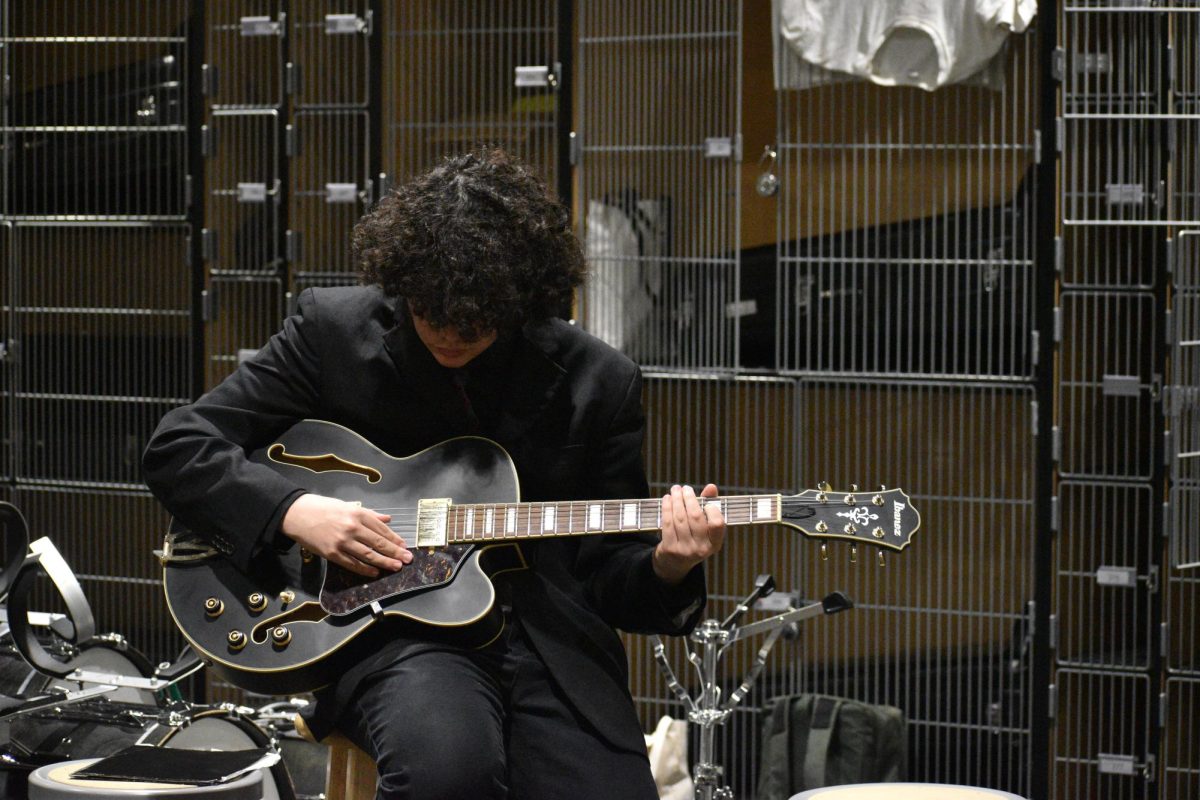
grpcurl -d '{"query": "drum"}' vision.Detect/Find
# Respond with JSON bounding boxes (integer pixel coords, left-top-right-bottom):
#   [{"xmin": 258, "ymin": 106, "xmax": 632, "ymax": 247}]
[
  {"xmin": 1, "ymin": 640, "xmax": 161, "ymax": 771},
  {"xmin": 790, "ymin": 784, "xmax": 1028, "ymax": 800},
  {"xmin": 28, "ymin": 757, "xmax": 263, "ymax": 799},
  {"xmin": 154, "ymin": 709, "xmax": 296, "ymax": 800}
]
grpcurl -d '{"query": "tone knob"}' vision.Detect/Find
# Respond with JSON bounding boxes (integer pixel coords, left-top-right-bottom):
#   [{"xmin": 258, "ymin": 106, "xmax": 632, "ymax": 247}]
[
  {"xmin": 227, "ymin": 630, "xmax": 247, "ymax": 651},
  {"xmin": 247, "ymin": 593, "xmax": 268, "ymax": 613},
  {"xmin": 271, "ymin": 626, "xmax": 292, "ymax": 647},
  {"xmin": 204, "ymin": 597, "xmax": 224, "ymax": 618}
]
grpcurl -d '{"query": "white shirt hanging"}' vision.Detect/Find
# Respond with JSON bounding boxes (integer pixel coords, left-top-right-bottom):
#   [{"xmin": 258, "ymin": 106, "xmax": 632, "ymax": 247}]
[{"xmin": 779, "ymin": 0, "xmax": 1036, "ymax": 91}]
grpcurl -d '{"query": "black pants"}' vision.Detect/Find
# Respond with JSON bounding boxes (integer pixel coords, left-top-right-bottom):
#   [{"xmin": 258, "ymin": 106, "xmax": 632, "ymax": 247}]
[{"xmin": 336, "ymin": 616, "xmax": 660, "ymax": 800}]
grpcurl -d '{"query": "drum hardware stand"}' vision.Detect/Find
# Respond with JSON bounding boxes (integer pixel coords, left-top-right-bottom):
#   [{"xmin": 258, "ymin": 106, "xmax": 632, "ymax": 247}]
[{"xmin": 653, "ymin": 575, "xmax": 853, "ymax": 800}]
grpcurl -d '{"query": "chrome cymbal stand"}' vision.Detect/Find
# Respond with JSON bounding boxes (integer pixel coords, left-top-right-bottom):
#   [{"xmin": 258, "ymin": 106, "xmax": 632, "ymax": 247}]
[{"xmin": 654, "ymin": 575, "xmax": 853, "ymax": 800}]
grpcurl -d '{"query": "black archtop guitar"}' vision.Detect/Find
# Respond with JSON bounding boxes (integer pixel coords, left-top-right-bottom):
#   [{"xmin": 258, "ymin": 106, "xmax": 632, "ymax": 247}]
[{"xmin": 162, "ymin": 419, "xmax": 921, "ymax": 694}]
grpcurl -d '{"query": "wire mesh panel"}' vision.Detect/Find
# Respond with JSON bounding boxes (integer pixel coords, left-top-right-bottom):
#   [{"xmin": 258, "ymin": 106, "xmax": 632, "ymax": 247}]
[
  {"xmin": 634, "ymin": 373, "xmax": 799, "ymax": 798},
  {"xmin": 204, "ymin": 275, "xmax": 283, "ymax": 390},
  {"xmin": 1055, "ymin": 482, "xmax": 1155, "ymax": 669},
  {"xmin": 384, "ymin": 1, "xmax": 559, "ymax": 188},
  {"xmin": 787, "ymin": 380, "xmax": 1035, "ymax": 794},
  {"xmin": 1053, "ymin": 669, "xmax": 1154, "ymax": 800},
  {"xmin": 1163, "ymin": 677, "xmax": 1200, "ymax": 799},
  {"xmin": 205, "ymin": 0, "xmax": 284, "ymax": 109},
  {"xmin": 205, "ymin": 109, "xmax": 282, "ymax": 274},
  {"xmin": 288, "ymin": 110, "xmax": 369, "ymax": 277},
  {"xmin": 776, "ymin": 46, "xmax": 1037, "ymax": 379},
  {"xmin": 11, "ymin": 224, "xmax": 191, "ymax": 487},
  {"xmin": 0, "ymin": 221, "xmax": 11, "ymax": 483},
  {"xmin": 1060, "ymin": 227, "xmax": 1159, "ymax": 290},
  {"xmin": 1062, "ymin": 10, "xmax": 1164, "ymax": 117},
  {"xmin": 1170, "ymin": 231, "xmax": 1200, "ymax": 568},
  {"xmin": 1, "ymin": 1, "xmax": 189, "ymax": 219},
  {"xmin": 1166, "ymin": 566, "xmax": 1199, "ymax": 675},
  {"xmin": 577, "ymin": 1, "xmax": 742, "ymax": 371},
  {"xmin": 10, "ymin": 485, "xmax": 184, "ymax": 666},
  {"xmin": 291, "ymin": 0, "xmax": 370, "ymax": 109},
  {"xmin": 1058, "ymin": 291, "xmax": 1158, "ymax": 480}
]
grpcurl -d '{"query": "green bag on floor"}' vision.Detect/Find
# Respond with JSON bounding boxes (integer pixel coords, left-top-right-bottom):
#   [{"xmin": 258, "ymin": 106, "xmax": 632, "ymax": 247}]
[{"xmin": 755, "ymin": 693, "xmax": 906, "ymax": 799}]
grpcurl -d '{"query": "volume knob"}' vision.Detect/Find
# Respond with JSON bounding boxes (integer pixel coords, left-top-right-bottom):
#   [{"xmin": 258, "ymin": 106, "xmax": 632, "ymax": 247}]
[
  {"xmin": 271, "ymin": 626, "xmax": 292, "ymax": 647},
  {"xmin": 204, "ymin": 597, "xmax": 224, "ymax": 618},
  {"xmin": 247, "ymin": 593, "xmax": 268, "ymax": 613}
]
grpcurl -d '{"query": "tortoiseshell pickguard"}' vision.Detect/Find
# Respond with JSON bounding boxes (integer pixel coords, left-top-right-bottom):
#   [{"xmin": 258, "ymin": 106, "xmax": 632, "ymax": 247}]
[{"xmin": 319, "ymin": 544, "xmax": 474, "ymax": 615}]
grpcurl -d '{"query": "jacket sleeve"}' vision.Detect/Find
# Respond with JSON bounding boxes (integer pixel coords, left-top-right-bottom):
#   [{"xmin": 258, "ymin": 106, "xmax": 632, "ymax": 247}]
[
  {"xmin": 142, "ymin": 289, "xmax": 325, "ymax": 572},
  {"xmin": 575, "ymin": 366, "xmax": 707, "ymax": 636}
]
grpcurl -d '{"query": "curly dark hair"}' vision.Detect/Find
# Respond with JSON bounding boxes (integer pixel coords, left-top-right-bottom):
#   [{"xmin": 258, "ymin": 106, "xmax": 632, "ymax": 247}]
[{"xmin": 353, "ymin": 148, "xmax": 584, "ymax": 340}]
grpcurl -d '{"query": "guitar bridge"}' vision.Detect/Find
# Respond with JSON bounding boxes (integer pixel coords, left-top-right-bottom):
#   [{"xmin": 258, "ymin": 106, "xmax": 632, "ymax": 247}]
[{"xmin": 416, "ymin": 498, "xmax": 452, "ymax": 547}]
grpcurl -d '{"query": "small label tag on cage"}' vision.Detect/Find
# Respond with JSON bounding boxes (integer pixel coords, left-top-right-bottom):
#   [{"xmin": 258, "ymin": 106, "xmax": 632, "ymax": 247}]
[
  {"xmin": 1106, "ymin": 183, "xmax": 1145, "ymax": 206},
  {"xmin": 1102, "ymin": 374, "xmax": 1141, "ymax": 397},
  {"xmin": 325, "ymin": 14, "xmax": 362, "ymax": 34},
  {"xmin": 704, "ymin": 137, "xmax": 733, "ymax": 158},
  {"xmin": 1096, "ymin": 566, "xmax": 1137, "ymax": 588},
  {"xmin": 725, "ymin": 299, "xmax": 757, "ymax": 319},
  {"xmin": 237, "ymin": 182, "xmax": 267, "ymax": 203},
  {"xmin": 326, "ymin": 183, "xmax": 359, "ymax": 204},
  {"xmin": 1098, "ymin": 754, "xmax": 1137, "ymax": 776},
  {"xmin": 514, "ymin": 66, "xmax": 551, "ymax": 87},
  {"xmin": 240, "ymin": 16, "xmax": 280, "ymax": 37},
  {"xmin": 1075, "ymin": 53, "xmax": 1111, "ymax": 74}
]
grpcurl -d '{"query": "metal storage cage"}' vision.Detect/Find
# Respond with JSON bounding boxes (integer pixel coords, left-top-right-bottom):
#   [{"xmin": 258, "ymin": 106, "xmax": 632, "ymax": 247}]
[{"xmin": 0, "ymin": 3, "xmax": 1196, "ymax": 799}]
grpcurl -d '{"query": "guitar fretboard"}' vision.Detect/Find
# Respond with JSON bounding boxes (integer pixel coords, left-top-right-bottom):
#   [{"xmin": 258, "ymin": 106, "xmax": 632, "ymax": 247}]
[{"xmin": 442, "ymin": 495, "xmax": 781, "ymax": 544}]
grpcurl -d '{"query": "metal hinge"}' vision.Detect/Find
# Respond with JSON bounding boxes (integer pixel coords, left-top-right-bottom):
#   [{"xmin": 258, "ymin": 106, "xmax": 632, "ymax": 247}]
[
  {"xmin": 1165, "ymin": 430, "xmax": 1174, "ymax": 467},
  {"xmin": 201, "ymin": 287, "xmax": 216, "ymax": 322},
  {"xmin": 201, "ymin": 124, "xmax": 215, "ymax": 158},
  {"xmin": 1053, "ymin": 306, "xmax": 1062, "ymax": 343},
  {"xmin": 1031, "ymin": 330, "xmax": 1040, "ymax": 368},
  {"xmin": 1052, "ymin": 426, "xmax": 1061, "ymax": 463},
  {"xmin": 286, "ymin": 62, "xmax": 301, "ymax": 96},
  {"xmin": 201, "ymin": 229, "xmax": 217, "ymax": 262},
  {"xmin": 1050, "ymin": 495, "xmax": 1060, "ymax": 532},
  {"xmin": 1161, "ymin": 622, "xmax": 1170, "ymax": 659},
  {"xmin": 1163, "ymin": 502, "xmax": 1172, "ymax": 542},
  {"xmin": 201, "ymin": 64, "xmax": 218, "ymax": 96},
  {"xmin": 1031, "ymin": 400, "xmax": 1039, "ymax": 437},
  {"xmin": 1049, "ymin": 613, "xmax": 1058, "ymax": 649},
  {"xmin": 1164, "ymin": 309, "xmax": 1174, "ymax": 346},
  {"xmin": 1034, "ymin": 129, "xmax": 1041, "ymax": 165},
  {"xmin": 569, "ymin": 131, "xmax": 581, "ymax": 166},
  {"xmin": 1056, "ymin": 118, "xmax": 1064, "ymax": 153},
  {"xmin": 378, "ymin": 173, "xmax": 392, "ymax": 199},
  {"xmin": 1051, "ymin": 47, "xmax": 1065, "ymax": 82},
  {"xmin": 1054, "ymin": 236, "xmax": 1063, "ymax": 274},
  {"xmin": 1048, "ymin": 684, "xmax": 1057, "ymax": 721},
  {"xmin": 286, "ymin": 124, "xmax": 299, "ymax": 157},
  {"xmin": 1160, "ymin": 691, "xmax": 1168, "ymax": 729},
  {"xmin": 1148, "ymin": 565, "xmax": 1159, "ymax": 594},
  {"xmin": 286, "ymin": 230, "xmax": 302, "ymax": 263},
  {"xmin": 286, "ymin": 291, "xmax": 297, "ymax": 318}
]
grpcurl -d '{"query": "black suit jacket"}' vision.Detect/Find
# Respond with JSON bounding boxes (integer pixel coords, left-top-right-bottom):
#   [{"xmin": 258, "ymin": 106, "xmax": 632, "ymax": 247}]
[{"xmin": 143, "ymin": 285, "xmax": 706, "ymax": 753}]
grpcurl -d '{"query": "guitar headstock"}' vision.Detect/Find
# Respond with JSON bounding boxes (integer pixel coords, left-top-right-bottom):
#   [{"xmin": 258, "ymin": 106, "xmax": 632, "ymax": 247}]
[{"xmin": 779, "ymin": 485, "xmax": 919, "ymax": 553}]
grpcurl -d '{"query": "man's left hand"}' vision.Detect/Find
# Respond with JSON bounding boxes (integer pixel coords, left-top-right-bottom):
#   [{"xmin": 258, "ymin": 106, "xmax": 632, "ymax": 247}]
[{"xmin": 653, "ymin": 483, "xmax": 726, "ymax": 586}]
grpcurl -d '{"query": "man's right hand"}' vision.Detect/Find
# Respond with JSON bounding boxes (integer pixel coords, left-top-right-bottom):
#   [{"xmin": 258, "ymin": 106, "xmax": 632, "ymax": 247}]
[{"xmin": 280, "ymin": 494, "xmax": 413, "ymax": 577}]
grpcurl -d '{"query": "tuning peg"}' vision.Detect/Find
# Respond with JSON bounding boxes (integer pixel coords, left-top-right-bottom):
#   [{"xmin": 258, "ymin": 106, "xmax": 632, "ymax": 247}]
[
  {"xmin": 818, "ymin": 481, "xmax": 831, "ymax": 493},
  {"xmin": 879, "ymin": 484, "xmax": 887, "ymax": 491},
  {"xmin": 877, "ymin": 551, "xmax": 886, "ymax": 567},
  {"xmin": 820, "ymin": 544, "xmax": 829, "ymax": 561},
  {"xmin": 850, "ymin": 544, "xmax": 858, "ymax": 563},
  {"xmin": 850, "ymin": 484, "xmax": 859, "ymax": 492},
  {"xmin": 872, "ymin": 494, "xmax": 885, "ymax": 506}
]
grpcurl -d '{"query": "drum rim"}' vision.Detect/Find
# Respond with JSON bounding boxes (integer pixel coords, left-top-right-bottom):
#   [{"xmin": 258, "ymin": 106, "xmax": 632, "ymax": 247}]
[{"xmin": 153, "ymin": 708, "xmax": 297, "ymax": 800}]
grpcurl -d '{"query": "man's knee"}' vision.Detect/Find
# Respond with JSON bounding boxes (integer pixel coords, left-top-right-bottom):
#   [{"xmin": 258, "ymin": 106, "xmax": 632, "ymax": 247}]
[{"xmin": 374, "ymin": 749, "xmax": 506, "ymax": 800}]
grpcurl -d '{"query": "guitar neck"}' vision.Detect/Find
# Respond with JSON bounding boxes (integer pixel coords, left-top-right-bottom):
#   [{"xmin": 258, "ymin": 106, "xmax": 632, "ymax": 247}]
[{"xmin": 432, "ymin": 495, "xmax": 781, "ymax": 545}]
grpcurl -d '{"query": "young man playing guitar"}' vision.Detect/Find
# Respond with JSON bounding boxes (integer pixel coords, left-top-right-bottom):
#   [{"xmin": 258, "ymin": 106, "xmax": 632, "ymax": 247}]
[{"xmin": 143, "ymin": 149, "xmax": 726, "ymax": 800}]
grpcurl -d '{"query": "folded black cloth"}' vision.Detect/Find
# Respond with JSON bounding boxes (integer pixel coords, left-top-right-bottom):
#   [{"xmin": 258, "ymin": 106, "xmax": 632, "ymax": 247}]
[{"xmin": 71, "ymin": 744, "xmax": 274, "ymax": 786}]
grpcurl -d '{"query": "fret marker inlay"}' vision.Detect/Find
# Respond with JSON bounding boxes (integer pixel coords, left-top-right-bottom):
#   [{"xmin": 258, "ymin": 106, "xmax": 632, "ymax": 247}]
[
  {"xmin": 588, "ymin": 504, "xmax": 601, "ymax": 530},
  {"xmin": 505, "ymin": 507, "xmax": 517, "ymax": 534},
  {"xmin": 542, "ymin": 506, "xmax": 556, "ymax": 532},
  {"xmin": 465, "ymin": 508, "xmax": 475, "ymax": 537},
  {"xmin": 756, "ymin": 498, "xmax": 772, "ymax": 520},
  {"xmin": 622, "ymin": 503, "xmax": 637, "ymax": 529},
  {"xmin": 484, "ymin": 508, "xmax": 494, "ymax": 534}
]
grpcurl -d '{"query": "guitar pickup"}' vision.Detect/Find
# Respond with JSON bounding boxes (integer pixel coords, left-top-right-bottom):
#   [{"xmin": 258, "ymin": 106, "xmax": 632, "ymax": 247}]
[{"xmin": 416, "ymin": 498, "xmax": 452, "ymax": 547}]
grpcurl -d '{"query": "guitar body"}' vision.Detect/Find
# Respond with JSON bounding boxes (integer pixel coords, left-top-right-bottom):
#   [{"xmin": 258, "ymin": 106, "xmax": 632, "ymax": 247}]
[{"xmin": 162, "ymin": 420, "xmax": 523, "ymax": 694}]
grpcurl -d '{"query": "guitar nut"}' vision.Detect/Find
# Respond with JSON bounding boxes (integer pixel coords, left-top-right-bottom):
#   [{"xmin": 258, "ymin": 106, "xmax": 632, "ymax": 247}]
[
  {"xmin": 271, "ymin": 626, "xmax": 292, "ymax": 647},
  {"xmin": 247, "ymin": 593, "xmax": 268, "ymax": 613},
  {"xmin": 204, "ymin": 597, "xmax": 224, "ymax": 618},
  {"xmin": 227, "ymin": 630, "xmax": 247, "ymax": 651}
]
